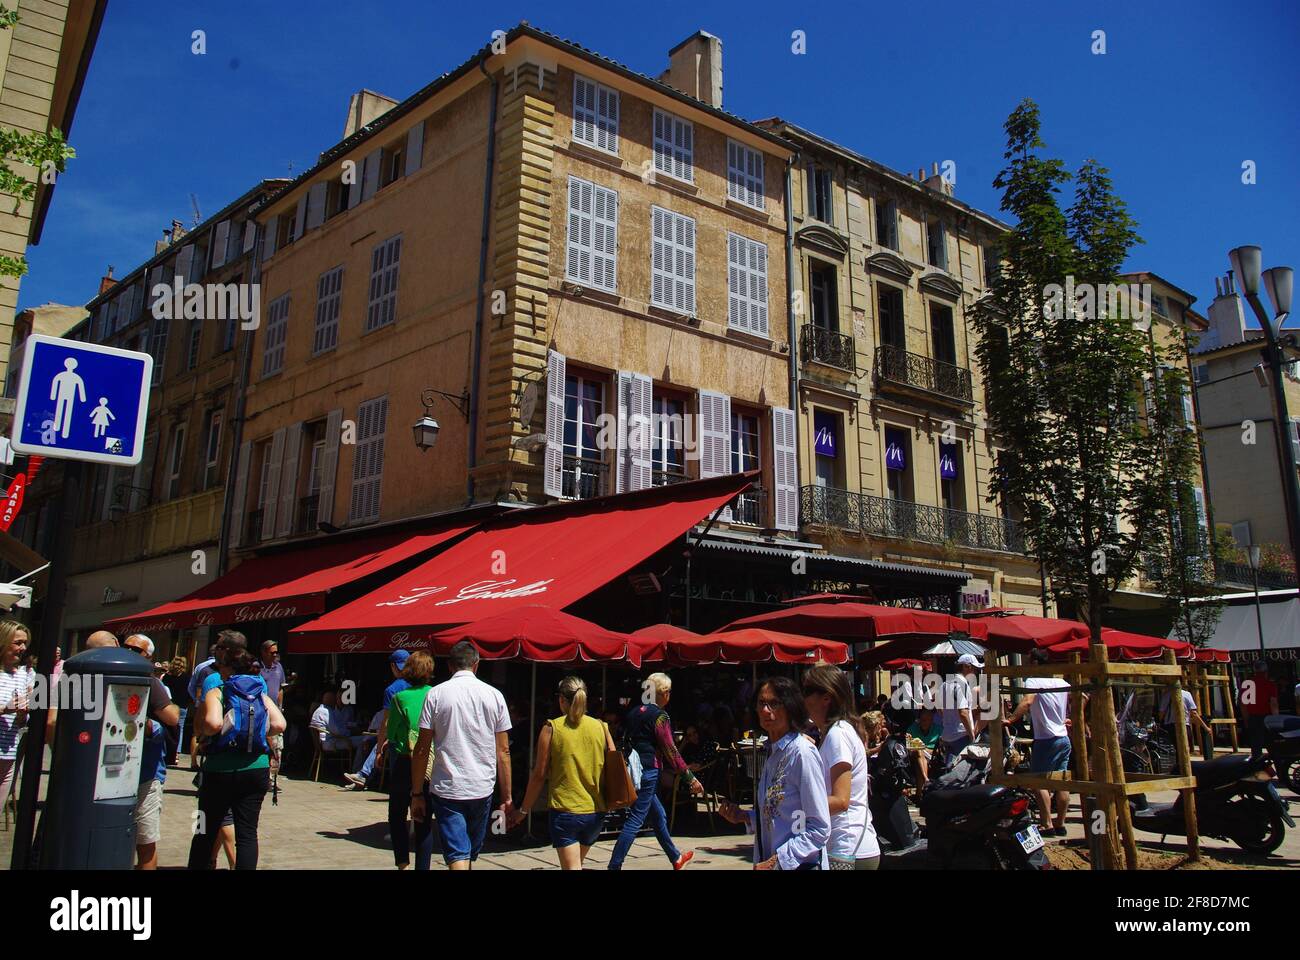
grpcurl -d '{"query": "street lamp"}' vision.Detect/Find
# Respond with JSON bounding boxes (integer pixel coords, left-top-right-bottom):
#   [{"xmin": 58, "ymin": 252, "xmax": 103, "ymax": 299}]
[
  {"xmin": 1228, "ymin": 246, "xmax": 1300, "ymax": 585},
  {"xmin": 412, "ymin": 387, "xmax": 469, "ymax": 452},
  {"xmin": 1246, "ymin": 543, "xmax": 1266, "ymax": 660}
]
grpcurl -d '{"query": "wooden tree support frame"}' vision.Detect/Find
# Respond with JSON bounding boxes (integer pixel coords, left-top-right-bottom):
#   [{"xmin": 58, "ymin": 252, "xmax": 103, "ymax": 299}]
[
  {"xmin": 1186, "ymin": 663, "xmax": 1240, "ymax": 759},
  {"xmin": 988, "ymin": 646, "xmax": 1199, "ymax": 870}
]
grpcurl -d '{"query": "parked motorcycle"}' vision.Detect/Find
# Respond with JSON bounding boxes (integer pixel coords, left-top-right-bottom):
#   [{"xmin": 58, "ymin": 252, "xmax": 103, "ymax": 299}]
[
  {"xmin": 1129, "ymin": 752, "xmax": 1294, "ymax": 855},
  {"xmin": 1264, "ymin": 715, "xmax": 1300, "ymax": 791}
]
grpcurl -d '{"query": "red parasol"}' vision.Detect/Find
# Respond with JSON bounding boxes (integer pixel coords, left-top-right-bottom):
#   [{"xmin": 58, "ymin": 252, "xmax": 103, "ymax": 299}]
[
  {"xmin": 1047, "ymin": 627, "xmax": 1193, "ymax": 661},
  {"xmin": 716, "ymin": 602, "xmax": 988, "ymax": 642},
  {"xmin": 427, "ymin": 605, "xmax": 641, "ymax": 665}
]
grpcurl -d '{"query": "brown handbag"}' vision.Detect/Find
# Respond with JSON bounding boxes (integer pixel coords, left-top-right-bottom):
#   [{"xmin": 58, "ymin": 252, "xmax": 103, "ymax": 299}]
[{"xmin": 601, "ymin": 721, "xmax": 636, "ymax": 811}]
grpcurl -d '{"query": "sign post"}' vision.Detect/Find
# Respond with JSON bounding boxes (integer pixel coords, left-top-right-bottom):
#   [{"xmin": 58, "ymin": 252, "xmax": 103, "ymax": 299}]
[{"xmin": 8, "ymin": 335, "xmax": 151, "ymax": 869}]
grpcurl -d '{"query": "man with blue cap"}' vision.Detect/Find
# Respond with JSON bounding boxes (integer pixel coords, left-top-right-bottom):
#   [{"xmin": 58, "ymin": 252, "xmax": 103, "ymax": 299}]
[{"xmin": 345, "ymin": 649, "xmax": 412, "ymax": 789}]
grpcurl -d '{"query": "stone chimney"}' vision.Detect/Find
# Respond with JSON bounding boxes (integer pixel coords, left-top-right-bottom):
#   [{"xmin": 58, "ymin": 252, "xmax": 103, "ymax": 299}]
[
  {"xmin": 98, "ymin": 266, "xmax": 117, "ymax": 296},
  {"xmin": 343, "ymin": 89, "xmax": 399, "ymax": 139},
  {"xmin": 1204, "ymin": 271, "xmax": 1248, "ymax": 350},
  {"xmin": 923, "ymin": 161, "xmax": 954, "ymax": 197},
  {"xmin": 658, "ymin": 31, "xmax": 722, "ymax": 108}
]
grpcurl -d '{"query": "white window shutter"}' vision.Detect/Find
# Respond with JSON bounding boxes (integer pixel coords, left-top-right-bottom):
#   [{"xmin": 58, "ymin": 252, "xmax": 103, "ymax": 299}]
[
  {"xmin": 651, "ymin": 206, "xmax": 696, "ymax": 315},
  {"xmin": 211, "ymin": 221, "xmax": 230, "ymax": 269},
  {"xmin": 728, "ymin": 233, "xmax": 769, "ymax": 336},
  {"xmin": 592, "ymin": 185, "xmax": 617, "ymax": 291},
  {"xmin": 544, "ymin": 350, "xmax": 566, "ymax": 497},
  {"xmin": 317, "ymin": 409, "xmax": 343, "ymax": 526},
  {"xmin": 616, "ymin": 371, "xmax": 631, "ymax": 494},
  {"xmin": 292, "ymin": 195, "xmax": 308, "ymax": 241},
  {"xmin": 405, "ymin": 121, "xmax": 424, "ymax": 177},
  {"xmin": 566, "ymin": 176, "xmax": 594, "ymax": 286},
  {"xmin": 262, "ymin": 427, "xmax": 286, "ymax": 540},
  {"xmin": 263, "ymin": 216, "xmax": 280, "ymax": 259},
  {"xmin": 629, "ymin": 373, "xmax": 653, "ymax": 491},
  {"xmin": 229, "ymin": 440, "xmax": 251, "ymax": 547},
  {"xmin": 698, "ymin": 390, "xmax": 731, "ymax": 479},
  {"xmin": 771, "ymin": 407, "xmax": 798, "ymax": 531},
  {"xmin": 306, "ymin": 182, "xmax": 327, "ymax": 230},
  {"xmin": 243, "ymin": 220, "xmax": 257, "ymax": 254},
  {"xmin": 361, "ymin": 149, "xmax": 382, "ymax": 201},
  {"xmin": 276, "ymin": 422, "xmax": 304, "ymax": 537},
  {"xmin": 175, "ymin": 246, "xmax": 195, "ymax": 283}
]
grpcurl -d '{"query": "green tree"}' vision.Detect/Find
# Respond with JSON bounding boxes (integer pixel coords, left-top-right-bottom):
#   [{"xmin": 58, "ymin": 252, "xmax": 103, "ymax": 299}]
[
  {"xmin": 973, "ymin": 100, "xmax": 1202, "ymax": 642},
  {"xmin": 0, "ymin": 5, "xmax": 75, "ymax": 279}
]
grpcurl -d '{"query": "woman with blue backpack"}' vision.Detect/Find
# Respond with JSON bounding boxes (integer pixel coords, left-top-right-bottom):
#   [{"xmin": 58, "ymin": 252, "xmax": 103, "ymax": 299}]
[{"xmin": 186, "ymin": 630, "xmax": 286, "ymax": 870}]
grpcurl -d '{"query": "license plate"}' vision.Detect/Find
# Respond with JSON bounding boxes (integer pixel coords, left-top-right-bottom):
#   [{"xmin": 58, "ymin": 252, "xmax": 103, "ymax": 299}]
[{"xmin": 1016, "ymin": 825, "xmax": 1044, "ymax": 853}]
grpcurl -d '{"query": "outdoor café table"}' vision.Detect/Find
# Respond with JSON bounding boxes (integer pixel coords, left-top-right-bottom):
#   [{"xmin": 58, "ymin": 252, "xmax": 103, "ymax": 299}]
[{"xmin": 736, "ymin": 737, "xmax": 768, "ymax": 781}]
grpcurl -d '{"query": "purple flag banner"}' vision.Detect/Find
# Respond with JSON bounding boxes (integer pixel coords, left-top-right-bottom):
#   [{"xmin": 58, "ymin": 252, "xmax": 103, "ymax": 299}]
[
  {"xmin": 884, "ymin": 428, "xmax": 907, "ymax": 471},
  {"xmin": 814, "ymin": 411, "xmax": 837, "ymax": 458},
  {"xmin": 940, "ymin": 442, "xmax": 958, "ymax": 480}
]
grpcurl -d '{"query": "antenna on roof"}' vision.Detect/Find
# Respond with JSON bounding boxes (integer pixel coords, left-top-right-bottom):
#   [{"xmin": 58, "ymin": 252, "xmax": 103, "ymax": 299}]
[{"xmin": 189, "ymin": 193, "xmax": 202, "ymax": 226}]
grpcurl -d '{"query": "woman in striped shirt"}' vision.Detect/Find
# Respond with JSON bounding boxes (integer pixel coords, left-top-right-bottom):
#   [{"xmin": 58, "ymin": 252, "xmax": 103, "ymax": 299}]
[{"xmin": 0, "ymin": 621, "xmax": 32, "ymax": 809}]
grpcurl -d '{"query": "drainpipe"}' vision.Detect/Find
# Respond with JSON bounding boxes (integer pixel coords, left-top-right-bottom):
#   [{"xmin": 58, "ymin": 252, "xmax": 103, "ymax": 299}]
[
  {"xmin": 467, "ymin": 58, "xmax": 499, "ymax": 504},
  {"xmin": 784, "ymin": 152, "xmax": 801, "ymax": 532}
]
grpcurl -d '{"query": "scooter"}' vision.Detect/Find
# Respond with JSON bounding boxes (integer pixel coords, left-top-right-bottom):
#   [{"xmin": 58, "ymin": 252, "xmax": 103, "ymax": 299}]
[
  {"xmin": 1129, "ymin": 752, "xmax": 1294, "ymax": 855},
  {"xmin": 1263, "ymin": 715, "xmax": 1300, "ymax": 791}
]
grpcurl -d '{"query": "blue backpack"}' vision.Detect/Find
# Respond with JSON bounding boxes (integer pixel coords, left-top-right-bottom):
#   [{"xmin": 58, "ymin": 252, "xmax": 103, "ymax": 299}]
[{"xmin": 209, "ymin": 675, "xmax": 269, "ymax": 755}]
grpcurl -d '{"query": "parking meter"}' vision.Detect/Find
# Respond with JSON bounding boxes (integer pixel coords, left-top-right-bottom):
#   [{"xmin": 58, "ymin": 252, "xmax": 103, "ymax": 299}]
[{"xmin": 39, "ymin": 647, "xmax": 152, "ymax": 869}]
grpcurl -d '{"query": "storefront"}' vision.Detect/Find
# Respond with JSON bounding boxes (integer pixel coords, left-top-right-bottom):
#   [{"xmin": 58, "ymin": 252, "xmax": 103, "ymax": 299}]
[{"xmin": 1182, "ymin": 590, "xmax": 1300, "ymax": 711}]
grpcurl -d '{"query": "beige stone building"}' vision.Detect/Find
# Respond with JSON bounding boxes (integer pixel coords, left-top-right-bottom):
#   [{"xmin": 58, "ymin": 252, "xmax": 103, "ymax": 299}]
[{"xmin": 0, "ymin": 0, "xmax": 104, "ymax": 386}]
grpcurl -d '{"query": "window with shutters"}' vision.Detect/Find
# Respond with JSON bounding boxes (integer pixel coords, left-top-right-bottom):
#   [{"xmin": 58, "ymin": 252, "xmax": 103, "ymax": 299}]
[
  {"xmin": 186, "ymin": 318, "xmax": 202, "ymax": 370},
  {"xmin": 314, "ymin": 266, "xmax": 343, "ymax": 355},
  {"xmin": 380, "ymin": 140, "xmax": 404, "ymax": 189},
  {"xmin": 202, "ymin": 410, "xmax": 223, "ymax": 490},
  {"xmin": 221, "ymin": 273, "xmax": 242, "ymax": 354},
  {"xmin": 652, "ymin": 109, "xmax": 693, "ymax": 183},
  {"xmin": 727, "ymin": 233, "xmax": 769, "ymax": 337},
  {"xmin": 810, "ymin": 262, "xmax": 837, "ymax": 331},
  {"xmin": 983, "ymin": 243, "xmax": 1000, "ymax": 286},
  {"xmin": 877, "ymin": 284, "xmax": 905, "ymax": 349},
  {"xmin": 150, "ymin": 315, "xmax": 169, "ymax": 385},
  {"xmin": 1192, "ymin": 362, "xmax": 1209, "ymax": 385},
  {"xmin": 926, "ymin": 219, "xmax": 947, "ymax": 270},
  {"xmin": 731, "ymin": 410, "xmax": 761, "ymax": 525},
  {"xmin": 165, "ymin": 424, "xmax": 186, "ymax": 501},
  {"xmin": 565, "ymin": 177, "xmax": 618, "ymax": 292},
  {"xmin": 366, "ymin": 235, "xmax": 402, "ymax": 332},
  {"xmin": 930, "ymin": 303, "xmax": 957, "ymax": 366},
  {"xmin": 875, "ymin": 199, "xmax": 898, "ymax": 251},
  {"xmin": 650, "ymin": 206, "xmax": 696, "ymax": 315},
  {"xmin": 262, "ymin": 294, "xmax": 290, "ymax": 377},
  {"xmin": 808, "ymin": 166, "xmax": 833, "ymax": 224},
  {"xmin": 651, "ymin": 393, "xmax": 687, "ymax": 486},
  {"xmin": 572, "ymin": 75, "xmax": 619, "ymax": 154},
  {"xmin": 253, "ymin": 439, "xmax": 274, "ymax": 541},
  {"xmin": 727, "ymin": 140, "xmax": 765, "ymax": 210},
  {"xmin": 349, "ymin": 396, "xmax": 388, "ymax": 523},
  {"xmin": 562, "ymin": 373, "xmax": 606, "ymax": 499}
]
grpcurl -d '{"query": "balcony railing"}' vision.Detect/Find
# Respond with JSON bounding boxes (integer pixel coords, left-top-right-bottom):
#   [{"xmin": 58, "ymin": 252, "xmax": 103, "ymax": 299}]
[
  {"xmin": 800, "ymin": 325, "xmax": 855, "ymax": 372},
  {"xmin": 1216, "ymin": 561, "xmax": 1296, "ymax": 590},
  {"xmin": 561, "ymin": 454, "xmax": 609, "ymax": 500},
  {"xmin": 730, "ymin": 485, "xmax": 767, "ymax": 527},
  {"xmin": 875, "ymin": 344, "xmax": 973, "ymax": 404},
  {"xmin": 297, "ymin": 494, "xmax": 320, "ymax": 534},
  {"xmin": 652, "ymin": 468, "xmax": 691, "ymax": 487},
  {"xmin": 800, "ymin": 485, "xmax": 1024, "ymax": 553}
]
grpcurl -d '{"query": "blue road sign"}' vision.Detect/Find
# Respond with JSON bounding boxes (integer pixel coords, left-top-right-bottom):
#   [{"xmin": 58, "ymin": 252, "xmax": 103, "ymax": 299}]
[{"xmin": 10, "ymin": 334, "xmax": 152, "ymax": 466}]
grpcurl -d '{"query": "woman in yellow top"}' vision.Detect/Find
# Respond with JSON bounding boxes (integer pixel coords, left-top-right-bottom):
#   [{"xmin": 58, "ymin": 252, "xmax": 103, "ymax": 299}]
[{"xmin": 511, "ymin": 675, "xmax": 615, "ymax": 869}]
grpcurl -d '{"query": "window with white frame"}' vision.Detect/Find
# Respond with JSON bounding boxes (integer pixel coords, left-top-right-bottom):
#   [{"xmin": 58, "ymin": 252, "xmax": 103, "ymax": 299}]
[
  {"xmin": 731, "ymin": 410, "xmax": 761, "ymax": 524},
  {"xmin": 186, "ymin": 318, "xmax": 202, "ymax": 370},
  {"xmin": 314, "ymin": 266, "xmax": 343, "ymax": 355},
  {"xmin": 727, "ymin": 140, "xmax": 765, "ymax": 210},
  {"xmin": 727, "ymin": 233, "xmax": 768, "ymax": 336},
  {"xmin": 262, "ymin": 293, "xmax": 290, "ymax": 377},
  {"xmin": 349, "ymin": 396, "xmax": 388, "ymax": 523},
  {"xmin": 202, "ymin": 410, "xmax": 223, "ymax": 490},
  {"xmin": 366, "ymin": 235, "xmax": 401, "ymax": 332},
  {"xmin": 565, "ymin": 177, "xmax": 618, "ymax": 291},
  {"xmin": 650, "ymin": 206, "xmax": 696, "ymax": 315},
  {"xmin": 165, "ymin": 424, "xmax": 185, "ymax": 501},
  {"xmin": 572, "ymin": 75, "xmax": 619, "ymax": 154},
  {"xmin": 562, "ymin": 373, "xmax": 606, "ymax": 499},
  {"xmin": 653, "ymin": 109, "xmax": 693, "ymax": 183},
  {"xmin": 651, "ymin": 394, "xmax": 686, "ymax": 484}
]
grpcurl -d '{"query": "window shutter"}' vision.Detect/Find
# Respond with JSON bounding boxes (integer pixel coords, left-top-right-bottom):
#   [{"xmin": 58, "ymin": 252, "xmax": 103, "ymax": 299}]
[
  {"xmin": 229, "ymin": 440, "xmax": 251, "ymax": 547},
  {"xmin": 628, "ymin": 373, "xmax": 652, "ymax": 491},
  {"xmin": 276, "ymin": 422, "xmax": 304, "ymax": 537},
  {"xmin": 361, "ymin": 149, "xmax": 382, "ymax": 201},
  {"xmin": 306, "ymin": 182, "xmax": 327, "ymax": 230},
  {"xmin": 175, "ymin": 246, "xmax": 195, "ymax": 284},
  {"xmin": 243, "ymin": 220, "xmax": 257, "ymax": 254},
  {"xmin": 728, "ymin": 233, "xmax": 768, "ymax": 336},
  {"xmin": 698, "ymin": 391, "xmax": 731, "ymax": 479},
  {"xmin": 544, "ymin": 350, "xmax": 566, "ymax": 497},
  {"xmin": 616, "ymin": 371, "xmax": 630, "ymax": 494},
  {"xmin": 653, "ymin": 109, "xmax": 693, "ymax": 182},
  {"xmin": 728, "ymin": 140, "xmax": 765, "ymax": 209},
  {"xmin": 317, "ymin": 409, "xmax": 343, "ymax": 526},
  {"xmin": 566, "ymin": 176, "xmax": 593, "ymax": 286},
  {"xmin": 263, "ymin": 215, "xmax": 280, "ymax": 259},
  {"xmin": 565, "ymin": 177, "xmax": 617, "ymax": 291},
  {"xmin": 405, "ymin": 121, "xmax": 424, "ymax": 177},
  {"xmin": 771, "ymin": 407, "xmax": 798, "ymax": 531},
  {"xmin": 651, "ymin": 206, "xmax": 695, "ymax": 315},
  {"xmin": 292, "ymin": 195, "xmax": 308, "ymax": 241},
  {"xmin": 572, "ymin": 75, "xmax": 618, "ymax": 153},
  {"xmin": 262, "ymin": 427, "xmax": 286, "ymax": 541},
  {"xmin": 211, "ymin": 221, "xmax": 231, "ymax": 269}
]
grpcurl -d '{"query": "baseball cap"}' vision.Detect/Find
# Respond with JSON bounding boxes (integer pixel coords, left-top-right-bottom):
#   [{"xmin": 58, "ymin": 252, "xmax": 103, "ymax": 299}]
[
  {"xmin": 389, "ymin": 650, "xmax": 411, "ymax": 668},
  {"xmin": 956, "ymin": 653, "xmax": 984, "ymax": 669}
]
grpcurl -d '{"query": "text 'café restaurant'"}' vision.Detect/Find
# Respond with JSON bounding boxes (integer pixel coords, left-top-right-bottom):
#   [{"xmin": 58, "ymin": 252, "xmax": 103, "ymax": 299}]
[{"xmin": 104, "ymin": 473, "xmax": 975, "ymax": 713}]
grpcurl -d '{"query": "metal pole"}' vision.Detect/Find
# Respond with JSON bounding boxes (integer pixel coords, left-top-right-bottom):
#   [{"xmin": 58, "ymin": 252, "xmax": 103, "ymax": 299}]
[
  {"xmin": 1263, "ymin": 338, "xmax": 1300, "ymax": 581},
  {"xmin": 1252, "ymin": 565, "xmax": 1266, "ymax": 659},
  {"xmin": 526, "ymin": 662, "xmax": 536, "ymax": 838}
]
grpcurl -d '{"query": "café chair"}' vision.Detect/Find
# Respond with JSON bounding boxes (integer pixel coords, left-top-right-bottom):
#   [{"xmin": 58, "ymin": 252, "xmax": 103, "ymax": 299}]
[
  {"xmin": 670, "ymin": 755, "xmax": 720, "ymax": 831},
  {"xmin": 309, "ymin": 727, "xmax": 353, "ymax": 783}
]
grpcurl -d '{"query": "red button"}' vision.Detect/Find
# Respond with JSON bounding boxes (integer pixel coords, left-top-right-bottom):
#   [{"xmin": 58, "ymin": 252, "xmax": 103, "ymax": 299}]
[
  {"xmin": 127, "ymin": 694, "xmax": 141, "ymax": 715},
  {"xmin": 78, "ymin": 731, "xmax": 90, "ymax": 744}
]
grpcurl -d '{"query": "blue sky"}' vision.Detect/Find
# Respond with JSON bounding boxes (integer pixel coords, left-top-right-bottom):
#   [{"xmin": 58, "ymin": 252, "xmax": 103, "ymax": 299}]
[{"xmin": 22, "ymin": 0, "xmax": 1300, "ymax": 324}]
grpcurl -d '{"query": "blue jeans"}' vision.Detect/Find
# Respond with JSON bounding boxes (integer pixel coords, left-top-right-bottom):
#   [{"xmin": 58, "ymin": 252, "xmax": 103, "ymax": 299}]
[
  {"xmin": 429, "ymin": 794, "xmax": 493, "ymax": 864},
  {"xmin": 1029, "ymin": 735, "xmax": 1072, "ymax": 773},
  {"xmin": 357, "ymin": 744, "xmax": 377, "ymax": 779},
  {"xmin": 549, "ymin": 811, "xmax": 603, "ymax": 848},
  {"xmin": 608, "ymin": 767, "xmax": 679, "ymax": 869}
]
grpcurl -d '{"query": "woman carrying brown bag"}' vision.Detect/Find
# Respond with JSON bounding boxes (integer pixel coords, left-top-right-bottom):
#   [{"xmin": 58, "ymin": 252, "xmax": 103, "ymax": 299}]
[{"xmin": 510, "ymin": 675, "xmax": 615, "ymax": 869}]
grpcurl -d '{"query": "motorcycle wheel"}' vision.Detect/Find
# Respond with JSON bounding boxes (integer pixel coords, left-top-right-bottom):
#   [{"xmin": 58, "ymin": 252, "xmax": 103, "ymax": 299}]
[
  {"xmin": 1226, "ymin": 794, "xmax": 1286, "ymax": 855},
  {"xmin": 949, "ymin": 839, "xmax": 1004, "ymax": 870},
  {"xmin": 1282, "ymin": 759, "xmax": 1300, "ymax": 793}
]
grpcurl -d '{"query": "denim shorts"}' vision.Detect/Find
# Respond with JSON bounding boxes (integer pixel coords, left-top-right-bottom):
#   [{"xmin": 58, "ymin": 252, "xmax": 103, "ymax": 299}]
[
  {"xmin": 1029, "ymin": 735, "xmax": 1072, "ymax": 773},
  {"xmin": 549, "ymin": 811, "xmax": 603, "ymax": 849},
  {"xmin": 429, "ymin": 793, "xmax": 493, "ymax": 864}
]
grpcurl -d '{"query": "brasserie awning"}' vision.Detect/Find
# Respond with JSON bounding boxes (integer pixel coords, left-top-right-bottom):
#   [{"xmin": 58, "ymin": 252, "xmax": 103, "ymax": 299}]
[
  {"xmin": 103, "ymin": 521, "xmax": 477, "ymax": 635},
  {"xmin": 290, "ymin": 472, "xmax": 756, "ymax": 653}
]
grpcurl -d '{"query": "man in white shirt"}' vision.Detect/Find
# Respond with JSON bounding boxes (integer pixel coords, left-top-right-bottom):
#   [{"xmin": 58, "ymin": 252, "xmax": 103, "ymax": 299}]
[
  {"xmin": 939, "ymin": 654, "xmax": 982, "ymax": 763},
  {"xmin": 310, "ymin": 690, "xmax": 368, "ymax": 769},
  {"xmin": 1005, "ymin": 648, "xmax": 1072, "ymax": 836},
  {"xmin": 411, "ymin": 641, "xmax": 512, "ymax": 870}
]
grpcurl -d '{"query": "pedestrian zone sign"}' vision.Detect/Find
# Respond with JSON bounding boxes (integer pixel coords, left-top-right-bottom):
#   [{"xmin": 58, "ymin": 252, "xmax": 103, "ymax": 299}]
[{"xmin": 10, "ymin": 334, "xmax": 152, "ymax": 466}]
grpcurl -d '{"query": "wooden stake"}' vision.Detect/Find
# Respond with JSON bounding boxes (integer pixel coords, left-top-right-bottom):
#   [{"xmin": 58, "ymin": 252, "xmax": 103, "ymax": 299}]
[
  {"xmin": 1164, "ymin": 649, "xmax": 1200, "ymax": 861},
  {"xmin": 1093, "ymin": 643, "xmax": 1139, "ymax": 869}
]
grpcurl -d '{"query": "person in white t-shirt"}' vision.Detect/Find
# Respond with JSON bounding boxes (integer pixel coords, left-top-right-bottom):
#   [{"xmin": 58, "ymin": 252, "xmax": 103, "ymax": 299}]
[
  {"xmin": 939, "ymin": 654, "xmax": 982, "ymax": 763},
  {"xmin": 1005, "ymin": 648, "xmax": 1072, "ymax": 836},
  {"xmin": 803, "ymin": 665, "xmax": 879, "ymax": 871},
  {"xmin": 411, "ymin": 641, "xmax": 513, "ymax": 870}
]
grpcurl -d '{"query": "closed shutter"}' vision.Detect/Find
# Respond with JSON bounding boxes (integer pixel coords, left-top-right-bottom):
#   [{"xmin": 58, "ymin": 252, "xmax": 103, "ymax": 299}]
[
  {"xmin": 653, "ymin": 109, "xmax": 693, "ymax": 182},
  {"xmin": 544, "ymin": 350, "xmax": 566, "ymax": 498},
  {"xmin": 771, "ymin": 407, "xmax": 798, "ymax": 531},
  {"xmin": 565, "ymin": 177, "xmax": 618, "ymax": 291},
  {"xmin": 699, "ymin": 390, "xmax": 732, "ymax": 521},
  {"xmin": 292, "ymin": 195, "xmax": 308, "ymax": 242},
  {"xmin": 572, "ymin": 75, "xmax": 618, "ymax": 153},
  {"xmin": 211, "ymin": 221, "xmax": 230, "ymax": 269},
  {"xmin": 276, "ymin": 422, "xmax": 304, "ymax": 537},
  {"xmin": 628, "ymin": 372, "xmax": 652, "ymax": 492},
  {"xmin": 262, "ymin": 427, "xmax": 286, "ymax": 541},
  {"xmin": 263, "ymin": 215, "xmax": 280, "ymax": 259},
  {"xmin": 306, "ymin": 182, "xmax": 327, "ymax": 230},
  {"xmin": 317, "ymin": 409, "xmax": 343, "ymax": 526},
  {"xmin": 229, "ymin": 440, "xmax": 252, "ymax": 547},
  {"xmin": 243, "ymin": 220, "xmax": 257, "ymax": 254},
  {"xmin": 361, "ymin": 149, "xmax": 382, "ymax": 201},
  {"xmin": 727, "ymin": 140, "xmax": 765, "ymax": 210},
  {"xmin": 727, "ymin": 233, "xmax": 769, "ymax": 336},
  {"xmin": 349, "ymin": 397, "xmax": 388, "ymax": 523},
  {"xmin": 616, "ymin": 371, "xmax": 630, "ymax": 494},
  {"xmin": 405, "ymin": 121, "xmax": 424, "ymax": 176},
  {"xmin": 651, "ymin": 206, "xmax": 696, "ymax": 314},
  {"xmin": 175, "ymin": 246, "xmax": 195, "ymax": 284}
]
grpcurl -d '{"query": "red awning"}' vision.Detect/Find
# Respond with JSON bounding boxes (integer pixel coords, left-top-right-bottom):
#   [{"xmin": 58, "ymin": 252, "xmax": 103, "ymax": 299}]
[
  {"xmin": 881, "ymin": 658, "xmax": 933, "ymax": 671},
  {"xmin": 979, "ymin": 614, "xmax": 1090, "ymax": 652},
  {"xmin": 629, "ymin": 623, "xmax": 703, "ymax": 663},
  {"xmin": 1194, "ymin": 648, "xmax": 1231, "ymax": 664},
  {"xmin": 634, "ymin": 627, "xmax": 848, "ymax": 665},
  {"xmin": 1048, "ymin": 628, "xmax": 1193, "ymax": 661},
  {"xmin": 103, "ymin": 522, "xmax": 476, "ymax": 635},
  {"xmin": 426, "ymin": 606, "xmax": 640, "ymax": 665},
  {"xmin": 290, "ymin": 473, "xmax": 755, "ymax": 653},
  {"xmin": 717, "ymin": 602, "xmax": 988, "ymax": 642}
]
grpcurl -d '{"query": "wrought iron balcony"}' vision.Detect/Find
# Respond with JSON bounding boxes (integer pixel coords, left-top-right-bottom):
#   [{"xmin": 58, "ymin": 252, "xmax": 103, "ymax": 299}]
[
  {"xmin": 800, "ymin": 485, "xmax": 1024, "ymax": 553},
  {"xmin": 800, "ymin": 325, "xmax": 855, "ymax": 372},
  {"xmin": 1216, "ymin": 561, "xmax": 1296, "ymax": 590},
  {"xmin": 729, "ymin": 485, "xmax": 767, "ymax": 527},
  {"xmin": 652, "ymin": 468, "xmax": 690, "ymax": 487},
  {"xmin": 875, "ymin": 344, "xmax": 973, "ymax": 405},
  {"xmin": 561, "ymin": 454, "xmax": 609, "ymax": 500}
]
